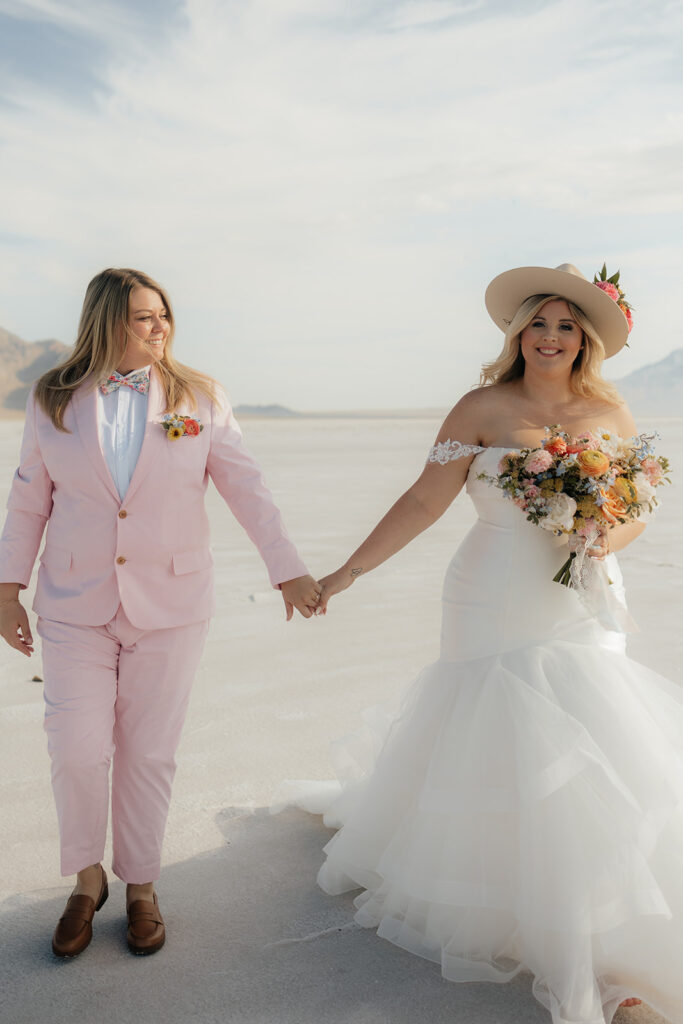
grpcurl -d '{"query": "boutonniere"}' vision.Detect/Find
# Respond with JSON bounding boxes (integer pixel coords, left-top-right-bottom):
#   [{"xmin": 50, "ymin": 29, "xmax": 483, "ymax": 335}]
[{"xmin": 160, "ymin": 414, "xmax": 204, "ymax": 440}]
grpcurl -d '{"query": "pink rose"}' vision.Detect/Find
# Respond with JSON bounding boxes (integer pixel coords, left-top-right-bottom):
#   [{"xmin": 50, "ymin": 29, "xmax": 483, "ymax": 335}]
[
  {"xmin": 641, "ymin": 457, "xmax": 662, "ymax": 485},
  {"xmin": 594, "ymin": 281, "xmax": 620, "ymax": 302},
  {"xmin": 566, "ymin": 431, "xmax": 599, "ymax": 454},
  {"xmin": 524, "ymin": 449, "xmax": 553, "ymax": 475},
  {"xmin": 513, "ymin": 497, "xmax": 527, "ymax": 509},
  {"xmin": 524, "ymin": 484, "xmax": 541, "ymax": 499}
]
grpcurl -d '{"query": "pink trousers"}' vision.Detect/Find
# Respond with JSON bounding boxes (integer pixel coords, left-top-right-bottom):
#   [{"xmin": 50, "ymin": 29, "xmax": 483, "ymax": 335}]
[{"xmin": 37, "ymin": 605, "xmax": 209, "ymax": 883}]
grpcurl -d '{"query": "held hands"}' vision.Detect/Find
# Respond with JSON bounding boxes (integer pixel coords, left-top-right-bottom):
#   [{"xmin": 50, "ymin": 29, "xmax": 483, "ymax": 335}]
[
  {"xmin": 0, "ymin": 598, "xmax": 34, "ymax": 657},
  {"xmin": 280, "ymin": 574, "xmax": 323, "ymax": 620},
  {"xmin": 281, "ymin": 564, "xmax": 361, "ymax": 618}
]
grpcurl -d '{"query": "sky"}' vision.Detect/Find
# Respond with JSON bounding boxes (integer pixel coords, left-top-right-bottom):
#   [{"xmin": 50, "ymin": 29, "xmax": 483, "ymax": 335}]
[{"xmin": 0, "ymin": 0, "xmax": 681, "ymax": 410}]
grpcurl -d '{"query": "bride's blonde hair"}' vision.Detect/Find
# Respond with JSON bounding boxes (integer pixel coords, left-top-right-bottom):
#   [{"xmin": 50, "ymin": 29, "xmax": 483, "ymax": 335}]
[
  {"xmin": 35, "ymin": 268, "xmax": 219, "ymax": 430},
  {"xmin": 479, "ymin": 294, "xmax": 620, "ymax": 404}
]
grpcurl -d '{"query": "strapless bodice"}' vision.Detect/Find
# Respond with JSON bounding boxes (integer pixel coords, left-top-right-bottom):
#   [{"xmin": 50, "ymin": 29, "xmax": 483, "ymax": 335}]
[
  {"xmin": 465, "ymin": 447, "xmax": 534, "ymax": 524},
  {"xmin": 438, "ymin": 448, "xmax": 624, "ymax": 661}
]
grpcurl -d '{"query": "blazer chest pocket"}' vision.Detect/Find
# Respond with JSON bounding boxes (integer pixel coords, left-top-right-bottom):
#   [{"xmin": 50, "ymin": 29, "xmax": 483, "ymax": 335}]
[
  {"xmin": 172, "ymin": 548, "xmax": 213, "ymax": 576},
  {"xmin": 40, "ymin": 546, "xmax": 73, "ymax": 573},
  {"xmin": 166, "ymin": 432, "xmax": 208, "ymax": 467}
]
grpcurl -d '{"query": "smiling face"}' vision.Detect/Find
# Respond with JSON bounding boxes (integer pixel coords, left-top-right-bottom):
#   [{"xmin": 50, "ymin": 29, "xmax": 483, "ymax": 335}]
[
  {"xmin": 117, "ymin": 285, "xmax": 171, "ymax": 374},
  {"xmin": 519, "ymin": 298, "xmax": 584, "ymax": 376}
]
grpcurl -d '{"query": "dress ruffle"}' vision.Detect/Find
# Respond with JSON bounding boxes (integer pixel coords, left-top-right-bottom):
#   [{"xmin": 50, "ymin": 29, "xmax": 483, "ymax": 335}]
[{"xmin": 284, "ymin": 641, "xmax": 683, "ymax": 1024}]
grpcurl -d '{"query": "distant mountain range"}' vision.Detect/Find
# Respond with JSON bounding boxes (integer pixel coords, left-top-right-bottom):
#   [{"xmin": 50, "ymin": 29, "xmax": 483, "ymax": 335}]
[
  {"xmin": 233, "ymin": 403, "xmax": 301, "ymax": 418},
  {"xmin": 612, "ymin": 347, "xmax": 683, "ymax": 416},
  {"xmin": 0, "ymin": 327, "xmax": 69, "ymax": 415},
  {"xmin": 0, "ymin": 327, "xmax": 680, "ymax": 418}
]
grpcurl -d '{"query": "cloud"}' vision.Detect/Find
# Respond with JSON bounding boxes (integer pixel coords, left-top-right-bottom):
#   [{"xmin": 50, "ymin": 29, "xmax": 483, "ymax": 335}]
[
  {"xmin": 0, "ymin": 0, "xmax": 141, "ymax": 49},
  {"xmin": 0, "ymin": 0, "xmax": 681, "ymax": 408},
  {"xmin": 0, "ymin": 0, "xmax": 176, "ymax": 38}
]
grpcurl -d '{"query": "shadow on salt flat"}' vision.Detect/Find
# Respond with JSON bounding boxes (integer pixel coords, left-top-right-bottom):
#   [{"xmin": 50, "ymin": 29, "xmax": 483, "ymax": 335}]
[{"xmin": 0, "ymin": 808, "xmax": 561, "ymax": 1024}]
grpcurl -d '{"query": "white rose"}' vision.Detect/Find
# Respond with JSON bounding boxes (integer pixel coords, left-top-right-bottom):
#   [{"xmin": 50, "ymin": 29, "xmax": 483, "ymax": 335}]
[
  {"xmin": 635, "ymin": 475, "xmax": 656, "ymax": 505},
  {"xmin": 540, "ymin": 492, "xmax": 577, "ymax": 532}
]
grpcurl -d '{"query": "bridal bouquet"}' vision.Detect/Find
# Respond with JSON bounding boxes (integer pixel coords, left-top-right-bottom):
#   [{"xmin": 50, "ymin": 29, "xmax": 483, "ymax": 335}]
[{"xmin": 478, "ymin": 427, "xmax": 670, "ymax": 596}]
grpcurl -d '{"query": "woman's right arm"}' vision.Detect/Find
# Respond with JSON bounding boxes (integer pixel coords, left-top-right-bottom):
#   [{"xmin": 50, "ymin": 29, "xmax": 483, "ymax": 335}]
[
  {"xmin": 0, "ymin": 390, "xmax": 53, "ymax": 654},
  {"xmin": 318, "ymin": 394, "xmax": 486, "ymax": 610}
]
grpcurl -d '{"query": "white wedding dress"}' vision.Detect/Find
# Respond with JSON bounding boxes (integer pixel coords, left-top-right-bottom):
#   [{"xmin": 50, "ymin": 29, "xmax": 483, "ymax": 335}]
[{"xmin": 288, "ymin": 446, "xmax": 683, "ymax": 1024}]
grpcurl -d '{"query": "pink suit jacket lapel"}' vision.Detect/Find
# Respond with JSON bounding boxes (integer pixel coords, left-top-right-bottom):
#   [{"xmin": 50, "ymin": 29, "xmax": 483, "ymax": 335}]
[
  {"xmin": 72, "ymin": 378, "xmax": 120, "ymax": 502},
  {"xmin": 71, "ymin": 370, "xmax": 167, "ymax": 505},
  {"xmin": 121, "ymin": 368, "xmax": 167, "ymax": 504}
]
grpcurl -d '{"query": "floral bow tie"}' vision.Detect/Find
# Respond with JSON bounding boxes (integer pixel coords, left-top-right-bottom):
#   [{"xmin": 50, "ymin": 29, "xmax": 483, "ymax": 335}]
[{"xmin": 100, "ymin": 369, "xmax": 150, "ymax": 396}]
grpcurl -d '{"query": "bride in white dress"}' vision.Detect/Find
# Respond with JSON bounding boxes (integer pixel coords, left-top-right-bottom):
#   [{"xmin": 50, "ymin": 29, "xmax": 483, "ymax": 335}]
[{"xmin": 310, "ymin": 264, "xmax": 683, "ymax": 1024}]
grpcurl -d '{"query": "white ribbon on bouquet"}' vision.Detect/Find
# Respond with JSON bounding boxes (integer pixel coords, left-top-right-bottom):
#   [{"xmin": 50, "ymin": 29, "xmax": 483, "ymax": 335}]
[{"xmin": 568, "ymin": 522, "xmax": 637, "ymax": 634}]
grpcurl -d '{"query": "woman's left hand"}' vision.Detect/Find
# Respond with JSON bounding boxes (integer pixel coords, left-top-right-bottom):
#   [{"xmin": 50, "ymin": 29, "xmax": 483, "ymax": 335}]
[
  {"xmin": 280, "ymin": 575, "xmax": 322, "ymax": 620},
  {"xmin": 586, "ymin": 524, "xmax": 610, "ymax": 560}
]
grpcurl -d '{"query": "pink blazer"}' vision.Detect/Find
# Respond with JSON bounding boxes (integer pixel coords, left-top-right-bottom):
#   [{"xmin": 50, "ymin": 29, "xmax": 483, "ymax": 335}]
[{"xmin": 0, "ymin": 371, "xmax": 308, "ymax": 629}]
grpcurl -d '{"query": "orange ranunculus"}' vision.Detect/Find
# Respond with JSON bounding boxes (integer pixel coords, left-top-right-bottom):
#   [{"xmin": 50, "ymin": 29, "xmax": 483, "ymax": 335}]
[
  {"xmin": 577, "ymin": 449, "xmax": 611, "ymax": 477},
  {"xmin": 612, "ymin": 476, "xmax": 637, "ymax": 504},
  {"xmin": 600, "ymin": 489, "xmax": 627, "ymax": 525},
  {"xmin": 544, "ymin": 436, "xmax": 567, "ymax": 456},
  {"xmin": 183, "ymin": 418, "xmax": 200, "ymax": 436}
]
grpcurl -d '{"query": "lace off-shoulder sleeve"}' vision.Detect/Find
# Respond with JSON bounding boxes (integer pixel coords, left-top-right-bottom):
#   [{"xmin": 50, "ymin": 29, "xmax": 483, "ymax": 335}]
[{"xmin": 427, "ymin": 439, "xmax": 487, "ymax": 465}]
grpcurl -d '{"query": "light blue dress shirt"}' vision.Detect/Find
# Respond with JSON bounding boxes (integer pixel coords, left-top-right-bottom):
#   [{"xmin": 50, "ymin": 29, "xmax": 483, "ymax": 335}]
[{"xmin": 97, "ymin": 367, "xmax": 150, "ymax": 500}]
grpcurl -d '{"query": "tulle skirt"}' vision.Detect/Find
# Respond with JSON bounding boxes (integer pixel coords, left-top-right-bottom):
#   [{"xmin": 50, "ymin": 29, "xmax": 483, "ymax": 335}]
[{"xmin": 283, "ymin": 638, "xmax": 683, "ymax": 1024}]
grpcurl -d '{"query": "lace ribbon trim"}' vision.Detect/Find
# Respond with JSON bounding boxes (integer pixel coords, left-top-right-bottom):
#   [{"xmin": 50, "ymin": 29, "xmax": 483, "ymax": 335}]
[
  {"xmin": 427, "ymin": 439, "xmax": 487, "ymax": 465},
  {"xmin": 568, "ymin": 524, "xmax": 637, "ymax": 634}
]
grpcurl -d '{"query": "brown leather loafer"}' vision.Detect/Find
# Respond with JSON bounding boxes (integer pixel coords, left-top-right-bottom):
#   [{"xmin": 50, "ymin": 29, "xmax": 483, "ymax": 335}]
[
  {"xmin": 52, "ymin": 867, "xmax": 109, "ymax": 958},
  {"xmin": 126, "ymin": 892, "xmax": 165, "ymax": 955}
]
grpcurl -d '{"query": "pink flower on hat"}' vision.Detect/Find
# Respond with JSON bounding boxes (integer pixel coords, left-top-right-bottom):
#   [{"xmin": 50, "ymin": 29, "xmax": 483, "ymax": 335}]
[
  {"xmin": 620, "ymin": 302, "xmax": 634, "ymax": 333},
  {"xmin": 593, "ymin": 263, "xmax": 634, "ymax": 334},
  {"xmin": 594, "ymin": 281, "xmax": 619, "ymax": 302}
]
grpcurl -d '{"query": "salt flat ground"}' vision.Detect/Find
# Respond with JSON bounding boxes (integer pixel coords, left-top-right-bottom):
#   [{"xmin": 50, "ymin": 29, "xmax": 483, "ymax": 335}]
[{"xmin": 0, "ymin": 415, "xmax": 681, "ymax": 1024}]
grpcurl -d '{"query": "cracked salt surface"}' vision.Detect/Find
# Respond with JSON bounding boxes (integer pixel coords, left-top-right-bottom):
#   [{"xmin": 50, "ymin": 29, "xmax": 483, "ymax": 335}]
[{"xmin": 265, "ymin": 920, "xmax": 360, "ymax": 948}]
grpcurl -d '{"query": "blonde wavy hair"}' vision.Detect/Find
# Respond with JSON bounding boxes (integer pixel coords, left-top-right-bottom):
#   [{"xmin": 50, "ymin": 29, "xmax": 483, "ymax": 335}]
[
  {"xmin": 35, "ymin": 268, "xmax": 219, "ymax": 430},
  {"xmin": 479, "ymin": 294, "xmax": 620, "ymax": 404}
]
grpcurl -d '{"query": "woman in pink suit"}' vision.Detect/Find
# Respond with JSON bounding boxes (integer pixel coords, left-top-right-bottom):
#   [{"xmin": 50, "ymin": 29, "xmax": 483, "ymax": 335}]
[{"xmin": 0, "ymin": 267, "xmax": 320, "ymax": 957}]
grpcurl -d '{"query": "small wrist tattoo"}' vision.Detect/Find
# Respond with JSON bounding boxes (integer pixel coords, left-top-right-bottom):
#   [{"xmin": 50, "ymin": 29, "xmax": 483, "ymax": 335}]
[{"xmin": 349, "ymin": 567, "xmax": 363, "ymax": 578}]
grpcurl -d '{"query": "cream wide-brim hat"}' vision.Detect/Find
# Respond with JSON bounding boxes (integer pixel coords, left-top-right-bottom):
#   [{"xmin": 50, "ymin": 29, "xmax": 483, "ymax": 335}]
[{"xmin": 484, "ymin": 263, "xmax": 629, "ymax": 358}]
